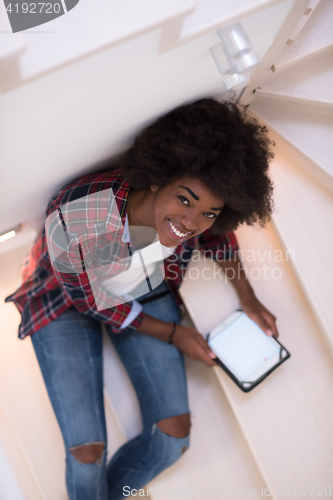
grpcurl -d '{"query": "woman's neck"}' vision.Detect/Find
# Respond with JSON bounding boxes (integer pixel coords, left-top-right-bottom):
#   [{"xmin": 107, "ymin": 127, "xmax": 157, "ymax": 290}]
[
  {"xmin": 126, "ymin": 188, "xmax": 157, "ymax": 249},
  {"xmin": 127, "ymin": 188, "xmax": 156, "ymax": 229}
]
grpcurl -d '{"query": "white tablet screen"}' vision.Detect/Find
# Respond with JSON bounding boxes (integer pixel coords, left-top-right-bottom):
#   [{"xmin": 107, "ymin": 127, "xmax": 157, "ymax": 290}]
[{"xmin": 208, "ymin": 314, "xmax": 280, "ymax": 380}]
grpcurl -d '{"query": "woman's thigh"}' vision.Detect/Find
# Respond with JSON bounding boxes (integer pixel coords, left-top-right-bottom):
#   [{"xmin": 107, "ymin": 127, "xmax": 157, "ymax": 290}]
[
  {"xmin": 31, "ymin": 309, "xmax": 107, "ymax": 449},
  {"xmin": 106, "ymin": 284, "xmax": 190, "ymax": 431}
]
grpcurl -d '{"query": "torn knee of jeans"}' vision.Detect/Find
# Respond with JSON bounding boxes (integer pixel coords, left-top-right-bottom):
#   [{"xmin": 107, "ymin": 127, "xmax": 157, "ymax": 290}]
[
  {"xmin": 69, "ymin": 442, "xmax": 105, "ymax": 466},
  {"xmin": 155, "ymin": 413, "xmax": 191, "ymax": 439},
  {"xmin": 180, "ymin": 445, "xmax": 188, "ymax": 455}
]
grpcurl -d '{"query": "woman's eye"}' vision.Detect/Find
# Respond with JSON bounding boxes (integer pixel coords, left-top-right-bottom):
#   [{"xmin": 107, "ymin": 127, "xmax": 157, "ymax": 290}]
[
  {"xmin": 178, "ymin": 195, "xmax": 189, "ymax": 205},
  {"xmin": 178, "ymin": 195, "xmax": 217, "ymax": 219}
]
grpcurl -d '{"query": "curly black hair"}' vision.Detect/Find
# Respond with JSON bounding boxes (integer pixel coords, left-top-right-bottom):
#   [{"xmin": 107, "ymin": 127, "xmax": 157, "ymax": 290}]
[{"xmin": 121, "ymin": 98, "xmax": 274, "ymax": 233}]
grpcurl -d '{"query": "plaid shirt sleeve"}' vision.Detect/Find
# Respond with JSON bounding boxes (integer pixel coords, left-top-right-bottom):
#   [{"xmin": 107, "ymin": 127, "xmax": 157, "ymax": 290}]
[{"xmin": 197, "ymin": 227, "xmax": 239, "ymax": 260}]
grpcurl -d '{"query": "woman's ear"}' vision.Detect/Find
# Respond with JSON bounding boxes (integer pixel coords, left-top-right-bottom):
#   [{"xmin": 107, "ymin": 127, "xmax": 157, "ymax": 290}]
[{"xmin": 150, "ymin": 185, "xmax": 158, "ymax": 192}]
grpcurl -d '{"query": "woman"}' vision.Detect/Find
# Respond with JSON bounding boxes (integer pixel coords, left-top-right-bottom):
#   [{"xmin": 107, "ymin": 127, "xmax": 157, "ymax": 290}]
[{"xmin": 5, "ymin": 98, "xmax": 278, "ymax": 499}]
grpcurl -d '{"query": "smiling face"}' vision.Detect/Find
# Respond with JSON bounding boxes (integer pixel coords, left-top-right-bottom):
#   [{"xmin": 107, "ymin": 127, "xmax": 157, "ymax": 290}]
[{"xmin": 150, "ymin": 177, "xmax": 225, "ymax": 247}]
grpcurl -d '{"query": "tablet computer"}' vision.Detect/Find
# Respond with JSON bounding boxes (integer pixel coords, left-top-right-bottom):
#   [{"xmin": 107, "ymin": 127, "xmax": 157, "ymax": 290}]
[{"xmin": 206, "ymin": 310, "xmax": 290, "ymax": 392}]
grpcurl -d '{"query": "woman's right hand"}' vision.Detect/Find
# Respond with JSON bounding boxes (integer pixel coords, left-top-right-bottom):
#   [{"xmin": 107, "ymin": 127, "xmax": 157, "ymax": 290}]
[
  {"xmin": 138, "ymin": 313, "xmax": 217, "ymax": 367},
  {"xmin": 171, "ymin": 324, "xmax": 217, "ymax": 367}
]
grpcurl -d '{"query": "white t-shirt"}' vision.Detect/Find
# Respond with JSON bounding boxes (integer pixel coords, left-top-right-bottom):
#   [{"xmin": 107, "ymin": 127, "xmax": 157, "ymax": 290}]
[{"xmin": 100, "ymin": 215, "xmax": 176, "ymax": 328}]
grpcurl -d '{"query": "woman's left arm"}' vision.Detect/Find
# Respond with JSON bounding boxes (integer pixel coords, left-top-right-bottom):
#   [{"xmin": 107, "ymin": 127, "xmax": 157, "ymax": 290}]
[
  {"xmin": 197, "ymin": 228, "xmax": 278, "ymax": 338},
  {"xmin": 218, "ymin": 253, "xmax": 279, "ymax": 339}
]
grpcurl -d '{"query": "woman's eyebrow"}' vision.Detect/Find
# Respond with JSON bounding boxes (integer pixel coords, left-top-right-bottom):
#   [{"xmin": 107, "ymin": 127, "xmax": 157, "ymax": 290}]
[
  {"xmin": 179, "ymin": 185, "xmax": 223, "ymax": 211},
  {"xmin": 179, "ymin": 185, "xmax": 199, "ymax": 201}
]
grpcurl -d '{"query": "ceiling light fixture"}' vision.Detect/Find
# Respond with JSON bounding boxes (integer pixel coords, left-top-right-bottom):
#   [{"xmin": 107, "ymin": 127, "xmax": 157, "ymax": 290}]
[
  {"xmin": 0, "ymin": 224, "xmax": 22, "ymax": 244},
  {"xmin": 218, "ymin": 22, "xmax": 252, "ymax": 58},
  {"xmin": 210, "ymin": 22, "xmax": 261, "ymax": 92},
  {"xmin": 210, "ymin": 43, "xmax": 235, "ymax": 75}
]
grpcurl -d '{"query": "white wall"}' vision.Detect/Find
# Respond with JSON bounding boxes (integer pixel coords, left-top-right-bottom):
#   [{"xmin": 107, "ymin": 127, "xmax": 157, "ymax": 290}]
[{"xmin": 0, "ymin": 28, "xmax": 230, "ymax": 234}]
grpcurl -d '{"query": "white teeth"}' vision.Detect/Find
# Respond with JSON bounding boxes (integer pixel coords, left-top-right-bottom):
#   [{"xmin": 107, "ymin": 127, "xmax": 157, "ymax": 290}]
[{"xmin": 168, "ymin": 219, "xmax": 188, "ymax": 238}]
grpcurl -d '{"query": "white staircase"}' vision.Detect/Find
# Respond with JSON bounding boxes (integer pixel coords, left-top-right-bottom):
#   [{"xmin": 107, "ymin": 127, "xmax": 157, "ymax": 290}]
[
  {"xmin": 1, "ymin": 0, "xmax": 333, "ymax": 498},
  {"xmin": 174, "ymin": 0, "xmax": 333, "ymax": 496},
  {"xmin": 248, "ymin": 0, "xmax": 333, "ymax": 354},
  {"xmin": 179, "ymin": 223, "xmax": 333, "ymax": 498},
  {"xmin": 274, "ymin": 0, "xmax": 333, "ymax": 70},
  {"xmin": 254, "ymin": 51, "xmax": 333, "ymax": 107}
]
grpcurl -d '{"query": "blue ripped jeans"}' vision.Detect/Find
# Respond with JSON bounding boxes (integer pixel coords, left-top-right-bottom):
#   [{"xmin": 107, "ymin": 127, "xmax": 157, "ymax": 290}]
[{"xmin": 31, "ymin": 281, "xmax": 190, "ymax": 499}]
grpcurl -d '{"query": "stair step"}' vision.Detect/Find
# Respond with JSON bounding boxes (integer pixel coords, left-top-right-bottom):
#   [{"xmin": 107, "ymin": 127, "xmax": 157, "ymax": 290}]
[
  {"xmin": 0, "ymin": 245, "xmax": 127, "ymax": 499},
  {"xmin": 255, "ymin": 89, "xmax": 333, "ymax": 108},
  {"xmin": 0, "ymin": 0, "xmax": 194, "ymax": 86},
  {"xmin": 148, "ymin": 355, "xmax": 266, "ymax": 496},
  {"xmin": 275, "ymin": 0, "xmax": 333, "ymax": 70},
  {"xmin": 240, "ymin": 0, "xmax": 320, "ymax": 106},
  {"xmin": 265, "ymin": 128, "xmax": 333, "ymax": 353},
  {"xmin": 0, "ymin": 243, "xmax": 267, "ymax": 498},
  {"xmin": 179, "ymin": 0, "xmax": 284, "ymax": 41},
  {"xmin": 161, "ymin": 0, "xmax": 295, "ymax": 59},
  {"xmin": 0, "ymin": 398, "xmax": 42, "ymax": 500},
  {"xmin": 258, "ymin": 49, "xmax": 333, "ymax": 106},
  {"xmin": 102, "ymin": 306, "xmax": 267, "ymax": 495},
  {"xmin": 180, "ymin": 223, "xmax": 333, "ymax": 496},
  {"xmin": 250, "ymin": 95, "xmax": 333, "ymax": 180}
]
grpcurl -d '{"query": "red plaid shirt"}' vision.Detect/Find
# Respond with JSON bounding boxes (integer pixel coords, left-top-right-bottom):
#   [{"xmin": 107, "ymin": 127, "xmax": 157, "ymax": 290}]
[{"xmin": 5, "ymin": 169, "xmax": 238, "ymax": 339}]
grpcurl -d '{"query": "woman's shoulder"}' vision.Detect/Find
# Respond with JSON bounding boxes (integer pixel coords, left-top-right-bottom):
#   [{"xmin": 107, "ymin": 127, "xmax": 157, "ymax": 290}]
[{"xmin": 46, "ymin": 168, "xmax": 129, "ymax": 216}]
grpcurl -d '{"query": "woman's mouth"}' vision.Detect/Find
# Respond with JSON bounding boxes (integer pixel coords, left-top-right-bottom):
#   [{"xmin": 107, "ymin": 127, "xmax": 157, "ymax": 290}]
[{"xmin": 167, "ymin": 218, "xmax": 191, "ymax": 240}]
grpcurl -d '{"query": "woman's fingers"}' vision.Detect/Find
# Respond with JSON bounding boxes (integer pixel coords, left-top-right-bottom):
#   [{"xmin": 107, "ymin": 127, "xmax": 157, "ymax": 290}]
[
  {"xmin": 195, "ymin": 335, "xmax": 218, "ymax": 367},
  {"xmin": 251, "ymin": 311, "xmax": 278, "ymax": 339},
  {"xmin": 172, "ymin": 325, "xmax": 217, "ymax": 367},
  {"xmin": 264, "ymin": 312, "xmax": 279, "ymax": 338},
  {"xmin": 242, "ymin": 296, "xmax": 279, "ymax": 339}
]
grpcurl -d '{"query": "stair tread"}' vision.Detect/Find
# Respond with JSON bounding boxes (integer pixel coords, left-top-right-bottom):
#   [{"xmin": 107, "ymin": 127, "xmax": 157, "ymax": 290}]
[
  {"xmin": 267, "ymin": 129, "xmax": 333, "ymax": 350},
  {"xmin": 0, "ymin": 402, "xmax": 42, "ymax": 500},
  {"xmin": 0, "ymin": 244, "xmax": 266, "ymax": 499},
  {"xmin": 250, "ymin": 96, "xmax": 333, "ymax": 177},
  {"xmin": 103, "ymin": 301, "xmax": 267, "ymax": 494},
  {"xmin": 260, "ymin": 50, "xmax": 333, "ymax": 104},
  {"xmin": 180, "ymin": 0, "xmax": 278, "ymax": 39},
  {"xmin": 0, "ymin": 0, "xmax": 194, "ymax": 81},
  {"xmin": 180, "ymin": 223, "xmax": 333, "ymax": 492},
  {"xmin": 276, "ymin": 0, "xmax": 333, "ymax": 68},
  {"xmin": 148, "ymin": 356, "xmax": 266, "ymax": 496},
  {"xmin": 0, "ymin": 246, "xmax": 125, "ymax": 499}
]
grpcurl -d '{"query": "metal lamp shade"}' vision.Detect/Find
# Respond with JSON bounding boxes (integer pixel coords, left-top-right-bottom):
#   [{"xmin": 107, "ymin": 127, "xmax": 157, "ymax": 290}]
[{"xmin": 218, "ymin": 22, "xmax": 252, "ymax": 57}]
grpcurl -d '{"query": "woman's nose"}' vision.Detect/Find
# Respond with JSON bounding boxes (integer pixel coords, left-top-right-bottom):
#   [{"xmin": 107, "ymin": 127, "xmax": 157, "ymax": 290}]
[{"xmin": 180, "ymin": 214, "xmax": 197, "ymax": 232}]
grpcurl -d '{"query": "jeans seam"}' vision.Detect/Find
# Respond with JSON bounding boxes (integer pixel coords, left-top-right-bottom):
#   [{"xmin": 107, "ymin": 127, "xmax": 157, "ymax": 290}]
[
  {"xmin": 109, "ymin": 424, "xmax": 165, "ymax": 493},
  {"xmin": 83, "ymin": 325, "xmax": 106, "ymax": 447},
  {"xmin": 36, "ymin": 335, "xmax": 72, "ymax": 452}
]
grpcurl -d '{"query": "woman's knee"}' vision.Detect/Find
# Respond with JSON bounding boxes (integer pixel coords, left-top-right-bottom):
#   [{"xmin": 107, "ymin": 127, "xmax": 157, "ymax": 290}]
[
  {"xmin": 69, "ymin": 442, "xmax": 106, "ymax": 466},
  {"xmin": 156, "ymin": 413, "xmax": 191, "ymax": 440},
  {"xmin": 66, "ymin": 442, "xmax": 107, "ymax": 499},
  {"xmin": 147, "ymin": 413, "xmax": 191, "ymax": 471}
]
